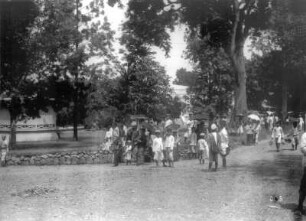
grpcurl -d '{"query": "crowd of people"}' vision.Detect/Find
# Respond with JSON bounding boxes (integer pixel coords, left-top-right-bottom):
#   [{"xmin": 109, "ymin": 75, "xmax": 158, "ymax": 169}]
[{"xmin": 103, "ymin": 116, "xmax": 231, "ymax": 172}]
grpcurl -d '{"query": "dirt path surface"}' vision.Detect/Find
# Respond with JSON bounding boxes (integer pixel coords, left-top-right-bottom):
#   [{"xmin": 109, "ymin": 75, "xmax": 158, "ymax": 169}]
[{"xmin": 0, "ymin": 141, "xmax": 305, "ymax": 221}]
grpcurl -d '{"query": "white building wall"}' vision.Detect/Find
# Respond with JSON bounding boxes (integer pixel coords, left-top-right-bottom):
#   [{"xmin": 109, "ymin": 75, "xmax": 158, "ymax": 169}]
[{"xmin": 0, "ymin": 107, "xmax": 58, "ymax": 142}]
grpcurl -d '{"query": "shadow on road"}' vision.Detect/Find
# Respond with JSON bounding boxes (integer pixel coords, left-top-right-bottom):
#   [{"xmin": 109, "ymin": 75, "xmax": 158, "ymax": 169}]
[{"xmin": 230, "ymin": 151, "xmax": 303, "ymax": 186}]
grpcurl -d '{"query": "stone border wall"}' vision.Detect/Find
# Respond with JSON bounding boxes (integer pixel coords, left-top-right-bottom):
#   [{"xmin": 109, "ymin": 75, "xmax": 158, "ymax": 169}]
[
  {"xmin": 6, "ymin": 150, "xmax": 113, "ymax": 166},
  {"xmin": 5, "ymin": 144, "xmax": 195, "ymax": 166}
]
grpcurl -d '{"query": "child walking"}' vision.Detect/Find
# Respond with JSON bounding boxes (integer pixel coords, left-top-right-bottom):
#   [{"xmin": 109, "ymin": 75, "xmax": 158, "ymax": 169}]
[
  {"xmin": 124, "ymin": 140, "xmax": 132, "ymax": 165},
  {"xmin": 198, "ymin": 133, "xmax": 209, "ymax": 165},
  {"xmin": 152, "ymin": 130, "xmax": 164, "ymax": 166}
]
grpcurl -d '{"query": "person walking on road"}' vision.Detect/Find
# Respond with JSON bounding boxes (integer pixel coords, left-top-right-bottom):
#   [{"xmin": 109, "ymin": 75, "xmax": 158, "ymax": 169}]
[
  {"xmin": 219, "ymin": 120, "xmax": 230, "ymax": 168},
  {"xmin": 207, "ymin": 124, "xmax": 221, "ymax": 171},
  {"xmin": 198, "ymin": 133, "xmax": 209, "ymax": 165},
  {"xmin": 152, "ymin": 130, "xmax": 164, "ymax": 167},
  {"xmin": 271, "ymin": 121, "xmax": 284, "ymax": 152},
  {"xmin": 289, "ymin": 122, "xmax": 299, "ymax": 151}
]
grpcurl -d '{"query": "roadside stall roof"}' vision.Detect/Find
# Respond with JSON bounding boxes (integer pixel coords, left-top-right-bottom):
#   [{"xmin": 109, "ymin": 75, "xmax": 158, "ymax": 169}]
[{"xmin": 130, "ymin": 115, "xmax": 148, "ymax": 120}]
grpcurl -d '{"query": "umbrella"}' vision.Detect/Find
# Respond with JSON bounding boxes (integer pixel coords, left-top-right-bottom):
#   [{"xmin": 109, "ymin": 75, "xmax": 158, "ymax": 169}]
[
  {"xmin": 166, "ymin": 123, "xmax": 180, "ymax": 131},
  {"xmin": 140, "ymin": 122, "xmax": 155, "ymax": 132},
  {"xmin": 248, "ymin": 114, "xmax": 260, "ymax": 121}
]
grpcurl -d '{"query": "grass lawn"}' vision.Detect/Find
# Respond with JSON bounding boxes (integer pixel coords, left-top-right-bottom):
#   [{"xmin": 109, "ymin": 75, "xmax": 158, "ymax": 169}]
[{"xmin": 11, "ymin": 130, "xmax": 106, "ymax": 155}]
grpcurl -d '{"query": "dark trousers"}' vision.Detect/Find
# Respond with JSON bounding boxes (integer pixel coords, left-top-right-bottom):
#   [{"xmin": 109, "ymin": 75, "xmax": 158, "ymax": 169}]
[
  {"xmin": 275, "ymin": 139, "xmax": 280, "ymax": 152},
  {"xmin": 136, "ymin": 147, "xmax": 144, "ymax": 165},
  {"xmin": 113, "ymin": 150, "xmax": 120, "ymax": 166},
  {"xmin": 298, "ymin": 167, "xmax": 306, "ymax": 211},
  {"xmin": 298, "ymin": 191, "xmax": 306, "ymax": 211},
  {"xmin": 293, "ymin": 136, "xmax": 299, "ymax": 150}
]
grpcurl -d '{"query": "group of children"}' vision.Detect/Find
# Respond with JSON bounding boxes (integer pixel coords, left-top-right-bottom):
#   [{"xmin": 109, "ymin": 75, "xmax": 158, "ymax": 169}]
[{"xmin": 151, "ymin": 129, "xmax": 175, "ymax": 167}]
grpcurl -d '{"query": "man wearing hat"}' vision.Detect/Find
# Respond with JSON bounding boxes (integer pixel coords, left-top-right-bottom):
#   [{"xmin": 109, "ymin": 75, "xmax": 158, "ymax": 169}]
[{"xmin": 207, "ymin": 124, "xmax": 221, "ymax": 171}]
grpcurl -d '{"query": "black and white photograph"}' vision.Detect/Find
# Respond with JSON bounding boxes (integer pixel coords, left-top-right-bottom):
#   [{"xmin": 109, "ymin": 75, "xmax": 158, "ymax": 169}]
[{"xmin": 1, "ymin": 0, "xmax": 306, "ymax": 220}]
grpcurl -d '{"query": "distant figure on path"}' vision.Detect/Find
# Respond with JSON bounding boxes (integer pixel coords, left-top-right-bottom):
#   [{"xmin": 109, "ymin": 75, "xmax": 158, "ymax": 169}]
[
  {"xmin": 207, "ymin": 124, "xmax": 221, "ymax": 171},
  {"xmin": 0, "ymin": 135, "xmax": 9, "ymax": 167},
  {"xmin": 289, "ymin": 122, "xmax": 299, "ymax": 151},
  {"xmin": 271, "ymin": 121, "xmax": 284, "ymax": 152}
]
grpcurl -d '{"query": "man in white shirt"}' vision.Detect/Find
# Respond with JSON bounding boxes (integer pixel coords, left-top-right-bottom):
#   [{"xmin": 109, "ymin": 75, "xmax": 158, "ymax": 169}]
[
  {"xmin": 271, "ymin": 121, "xmax": 284, "ymax": 152},
  {"xmin": 152, "ymin": 130, "xmax": 164, "ymax": 167},
  {"xmin": 299, "ymin": 116, "xmax": 305, "ymax": 132},
  {"xmin": 164, "ymin": 129, "xmax": 175, "ymax": 167}
]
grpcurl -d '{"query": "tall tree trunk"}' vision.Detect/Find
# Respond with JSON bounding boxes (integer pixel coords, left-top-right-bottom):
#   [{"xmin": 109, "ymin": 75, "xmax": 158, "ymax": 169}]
[
  {"xmin": 73, "ymin": 0, "xmax": 79, "ymax": 141},
  {"xmin": 73, "ymin": 93, "xmax": 78, "ymax": 141},
  {"xmin": 10, "ymin": 115, "xmax": 16, "ymax": 149},
  {"xmin": 281, "ymin": 73, "xmax": 288, "ymax": 121},
  {"xmin": 232, "ymin": 46, "xmax": 248, "ymax": 117}
]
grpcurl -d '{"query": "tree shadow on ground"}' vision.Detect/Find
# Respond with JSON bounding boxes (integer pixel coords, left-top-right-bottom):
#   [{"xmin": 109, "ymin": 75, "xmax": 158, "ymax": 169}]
[
  {"xmin": 230, "ymin": 152, "xmax": 303, "ymax": 185},
  {"xmin": 281, "ymin": 203, "xmax": 305, "ymax": 221}
]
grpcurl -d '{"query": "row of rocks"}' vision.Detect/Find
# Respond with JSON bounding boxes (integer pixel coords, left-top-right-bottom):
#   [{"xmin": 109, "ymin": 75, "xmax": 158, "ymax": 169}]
[
  {"xmin": 6, "ymin": 150, "xmax": 113, "ymax": 166},
  {"xmin": 4, "ymin": 145, "xmax": 195, "ymax": 166}
]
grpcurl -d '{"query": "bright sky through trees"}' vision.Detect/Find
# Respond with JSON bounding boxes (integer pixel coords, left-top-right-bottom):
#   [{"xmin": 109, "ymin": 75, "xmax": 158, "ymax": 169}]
[{"xmin": 84, "ymin": 0, "xmax": 252, "ymax": 83}]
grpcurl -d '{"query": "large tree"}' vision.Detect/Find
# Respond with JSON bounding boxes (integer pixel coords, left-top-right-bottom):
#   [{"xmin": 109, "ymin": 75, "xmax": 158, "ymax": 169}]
[
  {"xmin": 121, "ymin": 0, "xmax": 273, "ymax": 117},
  {"xmin": 29, "ymin": 0, "xmax": 116, "ymax": 140},
  {"xmin": 0, "ymin": 0, "xmax": 42, "ymax": 147},
  {"xmin": 247, "ymin": 0, "xmax": 306, "ymax": 118}
]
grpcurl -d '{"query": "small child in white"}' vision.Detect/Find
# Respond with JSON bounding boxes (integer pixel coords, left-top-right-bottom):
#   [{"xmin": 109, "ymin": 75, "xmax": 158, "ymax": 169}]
[
  {"xmin": 198, "ymin": 133, "xmax": 209, "ymax": 165},
  {"xmin": 124, "ymin": 140, "xmax": 132, "ymax": 165},
  {"xmin": 152, "ymin": 130, "xmax": 164, "ymax": 166}
]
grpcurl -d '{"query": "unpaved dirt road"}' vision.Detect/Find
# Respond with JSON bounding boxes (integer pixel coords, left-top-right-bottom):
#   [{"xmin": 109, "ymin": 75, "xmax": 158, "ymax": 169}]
[{"xmin": 0, "ymin": 141, "xmax": 305, "ymax": 221}]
